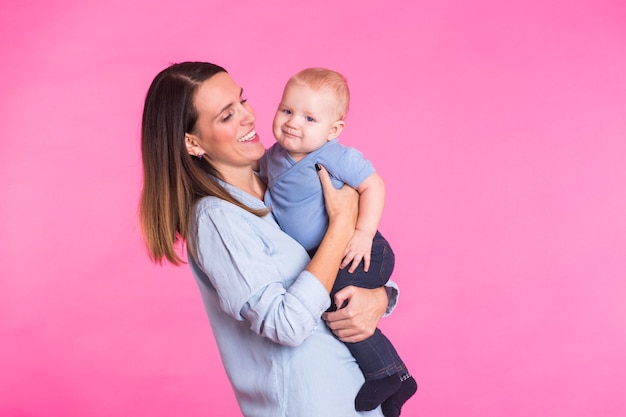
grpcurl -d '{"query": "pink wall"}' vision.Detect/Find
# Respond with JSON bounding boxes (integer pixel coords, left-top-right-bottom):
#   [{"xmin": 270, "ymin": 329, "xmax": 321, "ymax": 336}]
[{"xmin": 1, "ymin": 1, "xmax": 625, "ymax": 416}]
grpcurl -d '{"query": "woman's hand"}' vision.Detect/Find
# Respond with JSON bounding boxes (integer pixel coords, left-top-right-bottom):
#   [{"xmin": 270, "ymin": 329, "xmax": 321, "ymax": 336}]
[
  {"xmin": 317, "ymin": 163, "xmax": 358, "ymax": 228},
  {"xmin": 322, "ymin": 286, "xmax": 388, "ymax": 343}
]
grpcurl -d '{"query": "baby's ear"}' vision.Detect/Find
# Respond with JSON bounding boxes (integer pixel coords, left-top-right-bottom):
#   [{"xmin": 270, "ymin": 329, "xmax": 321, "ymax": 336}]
[{"xmin": 328, "ymin": 120, "xmax": 345, "ymax": 140}]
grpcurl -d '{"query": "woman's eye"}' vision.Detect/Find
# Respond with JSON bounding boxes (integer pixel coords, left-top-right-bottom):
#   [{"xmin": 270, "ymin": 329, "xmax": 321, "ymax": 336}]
[
  {"xmin": 222, "ymin": 113, "xmax": 233, "ymax": 122},
  {"xmin": 241, "ymin": 98, "xmax": 248, "ymax": 105}
]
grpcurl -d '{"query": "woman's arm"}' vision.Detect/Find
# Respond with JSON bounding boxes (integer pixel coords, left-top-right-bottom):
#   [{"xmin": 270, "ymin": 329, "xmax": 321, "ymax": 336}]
[
  {"xmin": 190, "ymin": 166, "xmax": 358, "ymax": 347},
  {"xmin": 306, "ymin": 164, "xmax": 359, "ymax": 292},
  {"xmin": 314, "ymin": 167, "xmax": 397, "ymax": 343}
]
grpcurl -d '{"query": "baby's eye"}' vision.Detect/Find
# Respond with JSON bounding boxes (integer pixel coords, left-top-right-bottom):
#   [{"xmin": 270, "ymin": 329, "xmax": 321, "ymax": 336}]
[
  {"xmin": 305, "ymin": 116, "xmax": 315, "ymax": 122},
  {"xmin": 282, "ymin": 109, "xmax": 292, "ymax": 115}
]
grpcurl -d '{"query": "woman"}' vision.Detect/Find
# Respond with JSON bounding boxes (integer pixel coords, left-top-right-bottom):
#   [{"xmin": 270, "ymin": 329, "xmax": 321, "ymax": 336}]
[{"xmin": 139, "ymin": 62, "xmax": 398, "ymax": 416}]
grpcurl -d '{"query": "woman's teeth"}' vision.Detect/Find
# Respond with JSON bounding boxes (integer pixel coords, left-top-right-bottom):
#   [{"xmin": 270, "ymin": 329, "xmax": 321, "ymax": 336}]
[{"xmin": 238, "ymin": 130, "xmax": 256, "ymax": 142}]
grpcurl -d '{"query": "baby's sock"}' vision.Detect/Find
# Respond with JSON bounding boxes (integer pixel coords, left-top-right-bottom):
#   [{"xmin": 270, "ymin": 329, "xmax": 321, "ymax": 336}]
[
  {"xmin": 354, "ymin": 373, "xmax": 401, "ymax": 411},
  {"xmin": 381, "ymin": 376, "xmax": 418, "ymax": 417}
]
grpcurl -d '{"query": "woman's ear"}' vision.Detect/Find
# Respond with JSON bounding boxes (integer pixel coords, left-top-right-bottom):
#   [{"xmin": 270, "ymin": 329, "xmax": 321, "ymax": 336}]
[
  {"xmin": 185, "ymin": 134, "xmax": 205, "ymax": 157},
  {"xmin": 327, "ymin": 120, "xmax": 345, "ymax": 141}
]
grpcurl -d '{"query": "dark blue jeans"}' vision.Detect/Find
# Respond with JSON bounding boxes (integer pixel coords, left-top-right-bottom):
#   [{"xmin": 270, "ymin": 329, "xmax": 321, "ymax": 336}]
[{"xmin": 328, "ymin": 231, "xmax": 409, "ymax": 380}]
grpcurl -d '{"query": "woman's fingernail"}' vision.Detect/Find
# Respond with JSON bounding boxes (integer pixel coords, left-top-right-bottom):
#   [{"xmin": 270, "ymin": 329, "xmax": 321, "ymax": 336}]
[{"xmin": 315, "ymin": 163, "xmax": 321, "ymax": 171}]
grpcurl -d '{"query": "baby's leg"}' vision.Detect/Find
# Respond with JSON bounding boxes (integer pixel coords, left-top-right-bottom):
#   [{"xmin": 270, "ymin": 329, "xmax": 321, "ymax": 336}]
[
  {"xmin": 330, "ymin": 231, "xmax": 411, "ymax": 411},
  {"xmin": 347, "ymin": 329, "xmax": 404, "ymax": 411}
]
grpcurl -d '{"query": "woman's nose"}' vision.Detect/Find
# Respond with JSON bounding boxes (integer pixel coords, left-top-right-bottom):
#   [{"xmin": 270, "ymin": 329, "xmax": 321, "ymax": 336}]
[{"xmin": 241, "ymin": 106, "xmax": 256, "ymax": 124}]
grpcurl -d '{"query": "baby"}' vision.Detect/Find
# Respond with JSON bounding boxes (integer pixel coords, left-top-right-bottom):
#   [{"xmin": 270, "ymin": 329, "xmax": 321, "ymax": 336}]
[{"xmin": 258, "ymin": 68, "xmax": 416, "ymax": 416}]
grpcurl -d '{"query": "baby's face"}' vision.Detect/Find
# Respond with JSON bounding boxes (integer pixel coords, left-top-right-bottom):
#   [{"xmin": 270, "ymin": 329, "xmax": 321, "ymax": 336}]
[{"xmin": 273, "ymin": 84, "xmax": 341, "ymax": 162}]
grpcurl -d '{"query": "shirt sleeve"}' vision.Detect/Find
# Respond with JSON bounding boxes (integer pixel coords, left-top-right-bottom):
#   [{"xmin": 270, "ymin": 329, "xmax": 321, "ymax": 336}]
[
  {"xmin": 384, "ymin": 279, "xmax": 400, "ymax": 316},
  {"xmin": 191, "ymin": 201, "xmax": 331, "ymax": 347},
  {"xmin": 330, "ymin": 145, "xmax": 376, "ymax": 188}
]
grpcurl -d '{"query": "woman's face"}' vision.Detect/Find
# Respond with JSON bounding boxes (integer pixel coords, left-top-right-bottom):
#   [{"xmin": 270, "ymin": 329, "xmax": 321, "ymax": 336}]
[{"xmin": 187, "ymin": 72, "xmax": 264, "ymax": 172}]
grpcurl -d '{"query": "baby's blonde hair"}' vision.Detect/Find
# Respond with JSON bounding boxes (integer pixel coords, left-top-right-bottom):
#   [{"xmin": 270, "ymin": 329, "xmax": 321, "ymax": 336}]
[{"xmin": 287, "ymin": 68, "xmax": 350, "ymax": 120}]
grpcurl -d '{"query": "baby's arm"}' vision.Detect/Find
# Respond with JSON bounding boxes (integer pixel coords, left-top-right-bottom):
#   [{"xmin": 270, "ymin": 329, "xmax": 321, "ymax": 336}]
[{"xmin": 341, "ymin": 172, "xmax": 385, "ymax": 272}]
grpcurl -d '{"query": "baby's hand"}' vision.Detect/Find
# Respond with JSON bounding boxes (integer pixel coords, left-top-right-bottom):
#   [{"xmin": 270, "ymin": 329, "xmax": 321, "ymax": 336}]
[{"xmin": 341, "ymin": 230, "xmax": 373, "ymax": 273}]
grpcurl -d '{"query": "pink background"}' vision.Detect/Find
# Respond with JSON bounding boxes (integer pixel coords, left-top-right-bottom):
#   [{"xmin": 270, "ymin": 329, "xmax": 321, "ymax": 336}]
[{"xmin": 1, "ymin": 1, "xmax": 625, "ymax": 416}]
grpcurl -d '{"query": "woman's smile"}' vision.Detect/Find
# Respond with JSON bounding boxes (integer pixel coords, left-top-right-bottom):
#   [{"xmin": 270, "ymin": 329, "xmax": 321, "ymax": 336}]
[{"xmin": 238, "ymin": 129, "xmax": 258, "ymax": 142}]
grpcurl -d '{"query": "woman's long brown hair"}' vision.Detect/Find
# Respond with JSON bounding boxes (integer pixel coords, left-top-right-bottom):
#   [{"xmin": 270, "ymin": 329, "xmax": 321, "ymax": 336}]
[{"xmin": 139, "ymin": 62, "xmax": 267, "ymax": 265}]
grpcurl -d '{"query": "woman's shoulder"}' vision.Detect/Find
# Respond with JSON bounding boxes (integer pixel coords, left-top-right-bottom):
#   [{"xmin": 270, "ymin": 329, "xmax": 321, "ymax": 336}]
[
  {"xmin": 192, "ymin": 195, "xmax": 231, "ymax": 219},
  {"xmin": 194, "ymin": 184, "xmax": 266, "ymax": 216},
  {"xmin": 191, "ymin": 195, "xmax": 274, "ymax": 241},
  {"xmin": 191, "ymin": 197, "xmax": 248, "ymax": 235},
  {"xmin": 188, "ymin": 195, "xmax": 275, "ymax": 261}
]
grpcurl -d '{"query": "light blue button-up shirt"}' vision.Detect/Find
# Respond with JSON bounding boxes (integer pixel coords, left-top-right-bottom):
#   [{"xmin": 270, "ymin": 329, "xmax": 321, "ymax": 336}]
[{"xmin": 187, "ymin": 180, "xmax": 397, "ymax": 417}]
